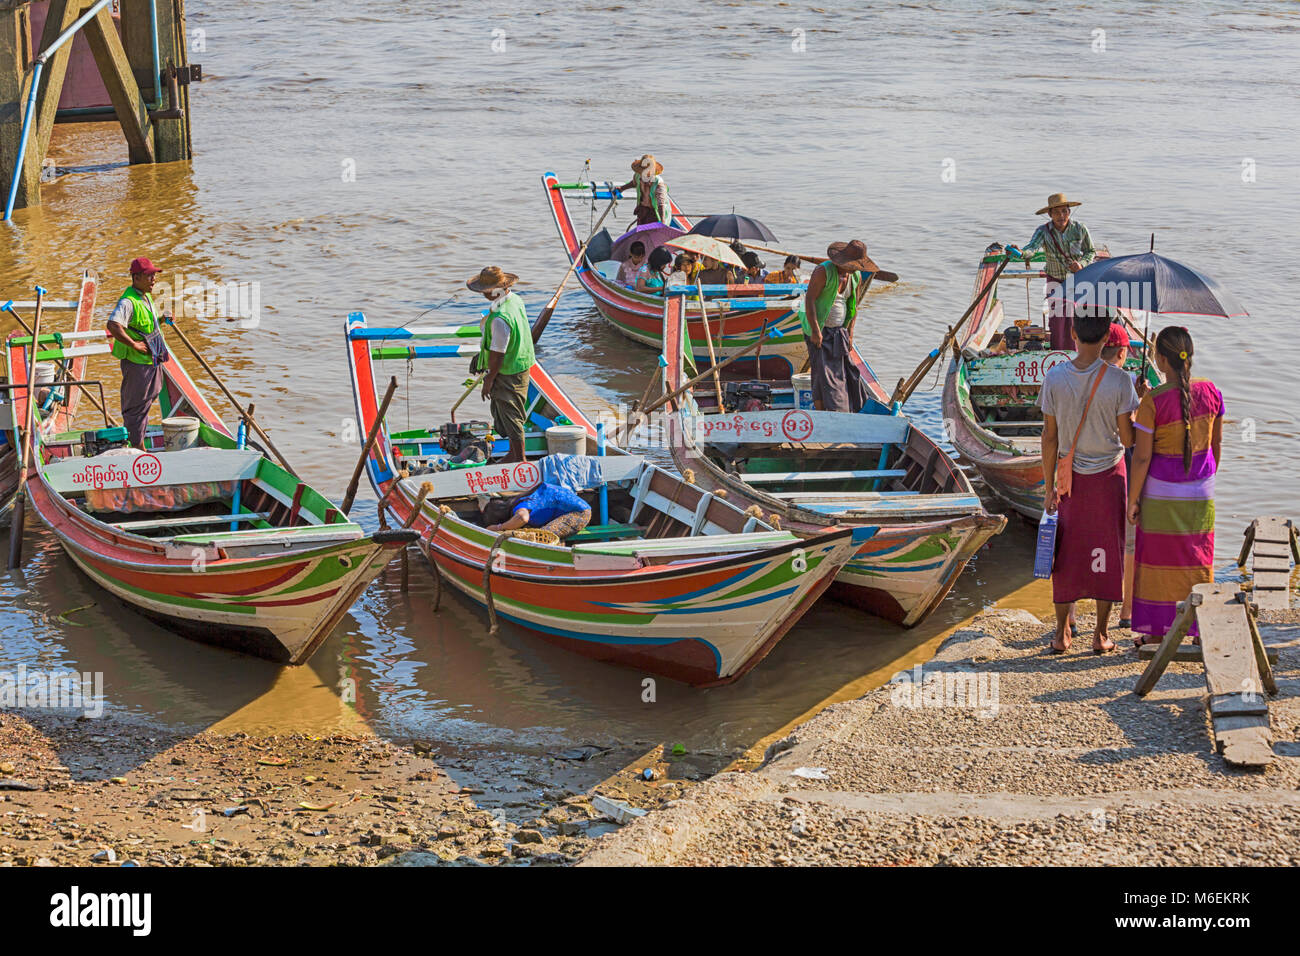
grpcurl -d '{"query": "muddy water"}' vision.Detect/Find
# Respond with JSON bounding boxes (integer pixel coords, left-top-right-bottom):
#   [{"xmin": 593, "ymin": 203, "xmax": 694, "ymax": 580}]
[{"xmin": 1, "ymin": 2, "xmax": 1296, "ymax": 772}]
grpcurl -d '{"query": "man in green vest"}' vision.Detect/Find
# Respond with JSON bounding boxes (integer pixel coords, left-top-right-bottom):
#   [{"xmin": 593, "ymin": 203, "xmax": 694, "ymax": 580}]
[
  {"xmin": 801, "ymin": 241, "xmax": 875, "ymax": 412},
  {"xmin": 467, "ymin": 266, "xmax": 535, "ymax": 463},
  {"xmin": 105, "ymin": 257, "xmax": 172, "ymax": 449}
]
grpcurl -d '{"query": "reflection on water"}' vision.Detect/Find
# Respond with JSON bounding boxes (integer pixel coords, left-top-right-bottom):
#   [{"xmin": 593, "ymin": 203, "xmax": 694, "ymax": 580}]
[{"xmin": 1, "ymin": 0, "xmax": 1295, "ymax": 757}]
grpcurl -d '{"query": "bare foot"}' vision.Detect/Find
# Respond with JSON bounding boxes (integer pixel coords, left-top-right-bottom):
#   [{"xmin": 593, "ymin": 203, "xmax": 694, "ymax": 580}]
[
  {"xmin": 1093, "ymin": 631, "xmax": 1116, "ymax": 654},
  {"xmin": 1050, "ymin": 626, "xmax": 1071, "ymax": 654}
]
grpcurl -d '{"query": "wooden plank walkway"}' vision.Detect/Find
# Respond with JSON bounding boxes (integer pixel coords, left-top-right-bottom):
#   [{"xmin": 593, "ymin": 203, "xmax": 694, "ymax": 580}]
[
  {"xmin": 1237, "ymin": 516, "xmax": 1295, "ymax": 610},
  {"xmin": 1134, "ymin": 581, "xmax": 1279, "ymax": 769}
]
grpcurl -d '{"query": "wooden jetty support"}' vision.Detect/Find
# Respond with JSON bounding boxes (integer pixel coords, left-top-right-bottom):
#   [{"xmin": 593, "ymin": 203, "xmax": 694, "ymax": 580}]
[
  {"xmin": 1135, "ymin": 582, "xmax": 1279, "ymax": 769},
  {"xmin": 0, "ymin": 0, "xmax": 198, "ymax": 217}
]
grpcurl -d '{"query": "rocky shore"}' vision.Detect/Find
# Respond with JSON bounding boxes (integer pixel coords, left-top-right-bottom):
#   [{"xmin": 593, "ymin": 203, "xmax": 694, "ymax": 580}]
[
  {"xmin": 0, "ymin": 710, "xmax": 727, "ymax": 867},
  {"xmin": 580, "ymin": 606, "xmax": 1300, "ymax": 866}
]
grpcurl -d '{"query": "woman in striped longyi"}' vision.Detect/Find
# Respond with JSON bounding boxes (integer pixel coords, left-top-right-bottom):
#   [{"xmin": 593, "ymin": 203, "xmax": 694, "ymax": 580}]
[{"xmin": 1128, "ymin": 327, "xmax": 1226, "ymax": 644}]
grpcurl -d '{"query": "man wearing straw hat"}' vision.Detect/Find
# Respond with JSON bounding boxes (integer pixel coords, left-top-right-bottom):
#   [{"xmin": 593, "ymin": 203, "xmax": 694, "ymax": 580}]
[
  {"xmin": 802, "ymin": 240, "xmax": 876, "ymax": 412},
  {"xmin": 105, "ymin": 256, "xmax": 172, "ymax": 449},
  {"xmin": 1019, "ymin": 192, "xmax": 1099, "ymax": 351},
  {"xmin": 617, "ymin": 154, "xmax": 672, "ymax": 226},
  {"xmin": 468, "ymin": 266, "xmax": 535, "ymax": 464}
]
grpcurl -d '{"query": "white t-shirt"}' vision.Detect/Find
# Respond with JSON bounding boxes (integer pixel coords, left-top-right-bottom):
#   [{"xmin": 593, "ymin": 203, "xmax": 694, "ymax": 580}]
[{"xmin": 1038, "ymin": 358, "xmax": 1139, "ymax": 474}]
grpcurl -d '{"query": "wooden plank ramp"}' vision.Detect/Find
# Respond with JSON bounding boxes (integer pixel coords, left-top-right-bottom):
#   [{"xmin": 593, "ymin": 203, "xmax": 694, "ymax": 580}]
[
  {"xmin": 1133, "ymin": 582, "xmax": 1278, "ymax": 769},
  {"xmin": 1239, "ymin": 516, "xmax": 1294, "ymax": 610}
]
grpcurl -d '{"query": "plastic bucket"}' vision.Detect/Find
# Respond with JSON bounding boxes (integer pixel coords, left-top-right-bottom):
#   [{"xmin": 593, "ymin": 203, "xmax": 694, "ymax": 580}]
[
  {"xmin": 545, "ymin": 424, "xmax": 587, "ymax": 457},
  {"xmin": 791, "ymin": 372, "xmax": 814, "ymax": 410},
  {"xmin": 162, "ymin": 416, "xmax": 200, "ymax": 451},
  {"xmin": 33, "ymin": 361, "xmax": 57, "ymax": 404}
]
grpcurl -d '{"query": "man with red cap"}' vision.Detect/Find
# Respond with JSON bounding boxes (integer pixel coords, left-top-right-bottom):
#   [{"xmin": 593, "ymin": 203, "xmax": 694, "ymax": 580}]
[{"xmin": 106, "ymin": 257, "xmax": 172, "ymax": 449}]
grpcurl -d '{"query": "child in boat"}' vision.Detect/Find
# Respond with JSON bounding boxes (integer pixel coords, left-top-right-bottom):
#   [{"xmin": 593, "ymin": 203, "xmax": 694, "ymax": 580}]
[
  {"xmin": 618, "ymin": 241, "xmax": 647, "ymax": 286},
  {"xmin": 484, "ymin": 482, "xmax": 592, "ymax": 539},
  {"xmin": 765, "ymin": 255, "xmax": 802, "ymax": 285},
  {"xmin": 1039, "ymin": 308, "xmax": 1139, "ymax": 654},
  {"xmin": 636, "ymin": 247, "xmax": 674, "ymax": 294},
  {"xmin": 1128, "ymin": 326, "xmax": 1224, "ymax": 646},
  {"xmin": 668, "ymin": 254, "xmax": 692, "ymax": 289}
]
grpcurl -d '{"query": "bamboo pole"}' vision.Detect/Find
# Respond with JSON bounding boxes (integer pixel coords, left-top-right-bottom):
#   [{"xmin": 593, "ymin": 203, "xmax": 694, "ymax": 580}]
[
  {"xmin": 696, "ymin": 279, "xmax": 725, "ymax": 412},
  {"xmin": 8, "ymin": 288, "xmax": 45, "ymax": 569},
  {"xmin": 340, "ymin": 375, "xmax": 398, "ymax": 514},
  {"xmin": 162, "ymin": 316, "xmax": 298, "ymax": 477},
  {"xmin": 615, "ymin": 325, "xmax": 777, "ymax": 442},
  {"xmin": 891, "ymin": 256, "xmax": 1011, "ymax": 405},
  {"xmin": 531, "ymin": 197, "xmax": 619, "ymax": 343},
  {"xmin": 743, "ymin": 243, "xmax": 900, "ymax": 283}
]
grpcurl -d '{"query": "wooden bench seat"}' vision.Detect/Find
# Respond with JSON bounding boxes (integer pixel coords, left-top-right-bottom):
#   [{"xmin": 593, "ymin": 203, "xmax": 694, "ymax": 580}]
[
  {"xmin": 742, "ymin": 469, "xmax": 907, "ymax": 484},
  {"xmin": 565, "ymin": 522, "xmax": 641, "ymax": 544},
  {"xmin": 112, "ymin": 511, "xmax": 271, "ymax": 533}
]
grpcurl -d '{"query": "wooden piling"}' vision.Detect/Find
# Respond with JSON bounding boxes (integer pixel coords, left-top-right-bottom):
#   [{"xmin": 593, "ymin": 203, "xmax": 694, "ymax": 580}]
[{"xmin": 0, "ymin": 1, "xmax": 36, "ymax": 211}]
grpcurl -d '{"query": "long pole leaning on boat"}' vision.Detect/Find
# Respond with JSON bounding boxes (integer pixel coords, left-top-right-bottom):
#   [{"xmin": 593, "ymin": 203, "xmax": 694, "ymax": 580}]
[
  {"xmin": 162, "ymin": 316, "xmax": 298, "ymax": 478},
  {"xmin": 742, "ymin": 243, "xmax": 900, "ymax": 283},
  {"xmin": 891, "ymin": 253, "xmax": 1013, "ymax": 406},
  {"xmin": 9, "ymin": 287, "xmax": 45, "ymax": 569},
  {"xmin": 530, "ymin": 196, "xmax": 619, "ymax": 344},
  {"xmin": 695, "ymin": 277, "xmax": 725, "ymax": 407},
  {"xmin": 615, "ymin": 320, "xmax": 778, "ymax": 442},
  {"xmin": 340, "ymin": 375, "xmax": 399, "ymax": 515}
]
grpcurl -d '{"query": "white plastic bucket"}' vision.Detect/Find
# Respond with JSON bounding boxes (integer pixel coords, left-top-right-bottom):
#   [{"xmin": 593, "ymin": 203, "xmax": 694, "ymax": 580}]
[
  {"xmin": 33, "ymin": 361, "xmax": 57, "ymax": 403},
  {"xmin": 791, "ymin": 372, "xmax": 814, "ymax": 410},
  {"xmin": 545, "ymin": 424, "xmax": 587, "ymax": 457},
  {"xmin": 162, "ymin": 416, "xmax": 200, "ymax": 451}
]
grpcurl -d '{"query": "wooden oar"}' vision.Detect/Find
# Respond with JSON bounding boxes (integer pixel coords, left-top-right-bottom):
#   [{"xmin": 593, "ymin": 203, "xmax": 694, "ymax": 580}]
[
  {"xmin": 531, "ymin": 198, "xmax": 618, "ymax": 344},
  {"xmin": 162, "ymin": 316, "xmax": 298, "ymax": 477},
  {"xmin": 615, "ymin": 325, "xmax": 779, "ymax": 442},
  {"xmin": 340, "ymin": 375, "xmax": 398, "ymax": 514},
  {"xmin": 8, "ymin": 287, "xmax": 44, "ymax": 569},
  {"xmin": 891, "ymin": 255, "xmax": 1011, "ymax": 405},
  {"xmin": 743, "ymin": 242, "xmax": 900, "ymax": 283},
  {"xmin": 696, "ymin": 278, "xmax": 725, "ymax": 409}
]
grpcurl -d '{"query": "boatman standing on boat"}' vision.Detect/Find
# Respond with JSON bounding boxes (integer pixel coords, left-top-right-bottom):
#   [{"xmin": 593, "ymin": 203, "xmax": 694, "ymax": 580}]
[
  {"xmin": 802, "ymin": 241, "xmax": 875, "ymax": 413},
  {"xmin": 1019, "ymin": 192, "xmax": 1102, "ymax": 352},
  {"xmin": 617, "ymin": 154, "xmax": 672, "ymax": 226},
  {"xmin": 468, "ymin": 266, "xmax": 535, "ymax": 464},
  {"xmin": 105, "ymin": 257, "xmax": 172, "ymax": 449}
]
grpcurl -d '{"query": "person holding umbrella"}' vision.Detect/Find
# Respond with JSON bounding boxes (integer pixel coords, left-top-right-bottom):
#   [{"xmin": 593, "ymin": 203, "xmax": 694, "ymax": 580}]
[
  {"xmin": 1127, "ymin": 326, "xmax": 1225, "ymax": 645},
  {"xmin": 802, "ymin": 241, "xmax": 876, "ymax": 412},
  {"xmin": 105, "ymin": 257, "xmax": 173, "ymax": 449},
  {"xmin": 467, "ymin": 266, "xmax": 535, "ymax": 464},
  {"xmin": 1019, "ymin": 193, "xmax": 1100, "ymax": 351},
  {"xmin": 617, "ymin": 155, "xmax": 672, "ymax": 226}
]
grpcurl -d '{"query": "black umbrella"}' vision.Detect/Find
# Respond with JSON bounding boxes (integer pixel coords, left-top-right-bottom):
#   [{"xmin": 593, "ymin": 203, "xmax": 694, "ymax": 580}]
[
  {"xmin": 687, "ymin": 214, "xmax": 778, "ymax": 242},
  {"xmin": 1066, "ymin": 249, "xmax": 1247, "ymax": 318}
]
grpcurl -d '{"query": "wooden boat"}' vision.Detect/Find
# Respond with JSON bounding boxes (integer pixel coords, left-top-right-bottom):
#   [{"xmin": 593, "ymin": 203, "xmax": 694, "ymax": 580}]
[
  {"xmin": 1, "ymin": 271, "xmax": 98, "ymax": 525},
  {"xmin": 542, "ymin": 172, "xmax": 806, "ymax": 376},
  {"xmin": 344, "ymin": 310, "xmax": 862, "ymax": 687},
  {"xmin": 9, "ymin": 327, "xmax": 415, "ymax": 665},
  {"xmin": 941, "ymin": 244, "xmax": 1160, "ymax": 520},
  {"xmin": 660, "ymin": 296, "xmax": 1006, "ymax": 627}
]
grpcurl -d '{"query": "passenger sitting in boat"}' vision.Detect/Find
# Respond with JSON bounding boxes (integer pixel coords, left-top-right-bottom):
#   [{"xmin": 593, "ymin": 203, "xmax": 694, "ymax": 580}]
[
  {"xmin": 617, "ymin": 241, "xmax": 647, "ymax": 286},
  {"xmin": 617, "ymin": 154, "xmax": 672, "ymax": 226},
  {"xmin": 739, "ymin": 251, "xmax": 766, "ymax": 284},
  {"xmin": 636, "ymin": 247, "xmax": 674, "ymax": 294},
  {"xmin": 484, "ymin": 482, "xmax": 592, "ymax": 539},
  {"xmin": 765, "ymin": 255, "xmax": 802, "ymax": 285},
  {"xmin": 697, "ymin": 256, "xmax": 728, "ymax": 286},
  {"xmin": 668, "ymin": 254, "xmax": 692, "ymax": 289}
]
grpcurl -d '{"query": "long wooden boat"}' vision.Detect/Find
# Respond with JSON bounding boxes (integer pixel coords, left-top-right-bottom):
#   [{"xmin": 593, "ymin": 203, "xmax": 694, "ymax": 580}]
[
  {"xmin": 660, "ymin": 296, "xmax": 1006, "ymax": 627},
  {"xmin": 941, "ymin": 244, "xmax": 1159, "ymax": 520},
  {"xmin": 1, "ymin": 271, "xmax": 98, "ymax": 525},
  {"xmin": 9, "ymin": 327, "xmax": 415, "ymax": 665},
  {"xmin": 542, "ymin": 172, "xmax": 807, "ymax": 376},
  {"xmin": 344, "ymin": 310, "xmax": 863, "ymax": 687}
]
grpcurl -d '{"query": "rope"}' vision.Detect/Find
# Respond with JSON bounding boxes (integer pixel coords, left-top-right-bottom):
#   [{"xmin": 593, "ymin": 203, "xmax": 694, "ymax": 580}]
[
  {"xmin": 426, "ymin": 505, "xmax": 450, "ymax": 610},
  {"xmin": 483, "ymin": 531, "xmax": 512, "ymax": 634}
]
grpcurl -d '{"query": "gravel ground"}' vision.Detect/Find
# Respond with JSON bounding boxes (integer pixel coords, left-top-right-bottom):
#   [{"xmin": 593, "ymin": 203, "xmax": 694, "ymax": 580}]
[{"xmin": 581, "ymin": 606, "xmax": 1300, "ymax": 866}]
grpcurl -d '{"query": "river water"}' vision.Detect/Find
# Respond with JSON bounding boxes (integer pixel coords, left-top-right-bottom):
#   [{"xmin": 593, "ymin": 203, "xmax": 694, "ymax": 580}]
[{"xmin": 1, "ymin": 1, "xmax": 1296, "ymax": 762}]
